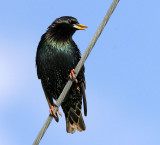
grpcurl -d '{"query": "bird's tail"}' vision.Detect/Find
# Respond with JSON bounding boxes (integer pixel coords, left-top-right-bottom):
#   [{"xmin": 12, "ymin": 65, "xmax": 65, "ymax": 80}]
[{"xmin": 62, "ymin": 103, "xmax": 86, "ymax": 134}]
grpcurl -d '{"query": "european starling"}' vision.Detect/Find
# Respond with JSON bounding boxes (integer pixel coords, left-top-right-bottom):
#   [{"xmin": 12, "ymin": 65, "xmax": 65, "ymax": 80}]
[{"xmin": 36, "ymin": 16, "xmax": 87, "ymax": 133}]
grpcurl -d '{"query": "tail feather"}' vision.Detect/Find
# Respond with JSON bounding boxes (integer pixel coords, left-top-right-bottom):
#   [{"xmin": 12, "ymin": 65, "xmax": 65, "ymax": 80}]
[
  {"xmin": 65, "ymin": 107, "xmax": 86, "ymax": 134},
  {"xmin": 78, "ymin": 114, "xmax": 86, "ymax": 131},
  {"xmin": 66, "ymin": 111, "xmax": 86, "ymax": 134}
]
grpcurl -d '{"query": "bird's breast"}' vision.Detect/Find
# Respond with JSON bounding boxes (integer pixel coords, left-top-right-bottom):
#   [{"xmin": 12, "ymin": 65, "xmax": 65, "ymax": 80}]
[
  {"xmin": 43, "ymin": 42, "xmax": 77, "ymax": 81},
  {"xmin": 42, "ymin": 43, "xmax": 77, "ymax": 98}
]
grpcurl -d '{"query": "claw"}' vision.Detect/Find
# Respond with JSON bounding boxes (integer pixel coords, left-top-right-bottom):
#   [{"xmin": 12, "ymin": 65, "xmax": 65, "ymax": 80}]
[
  {"xmin": 69, "ymin": 69, "xmax": 78, "ymax": 83},
  {"xmin": 49, "ymin": 106, "xmax": 57, "ymax": 117},
  {"xmin": 49, "ymin": 104, "xmax": 62, "ymax": 117},
  {"xmin": 53, "ymin": 102, "xmax": 58, "ymax": 107},
  {"xmin": 58, "ymin": 110, "xmax": 62, "ymax": 117}
]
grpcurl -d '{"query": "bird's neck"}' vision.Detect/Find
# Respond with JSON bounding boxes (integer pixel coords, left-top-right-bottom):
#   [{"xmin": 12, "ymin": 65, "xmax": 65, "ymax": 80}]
[{"xmin": 44, "ymin": 33, "xmax": 75, "ymax": 52}]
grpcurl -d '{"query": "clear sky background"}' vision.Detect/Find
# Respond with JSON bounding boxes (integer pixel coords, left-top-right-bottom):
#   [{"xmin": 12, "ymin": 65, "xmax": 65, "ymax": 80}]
[{"xmin": 0, "ymin": 0, "xmax": 160, "ymax": 145}]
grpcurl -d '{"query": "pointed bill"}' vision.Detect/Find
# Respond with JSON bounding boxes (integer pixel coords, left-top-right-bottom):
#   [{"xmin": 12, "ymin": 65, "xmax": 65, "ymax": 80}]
[{"xmin": 73, "ymin": 24, "xmax": 88, "ymax": 30}]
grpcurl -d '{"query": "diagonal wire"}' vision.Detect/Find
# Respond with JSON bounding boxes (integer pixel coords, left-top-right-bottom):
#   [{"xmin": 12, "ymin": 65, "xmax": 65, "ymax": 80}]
[{"xmin": 33, "ymin": 0, "xmax": 120, "ymax": 144}]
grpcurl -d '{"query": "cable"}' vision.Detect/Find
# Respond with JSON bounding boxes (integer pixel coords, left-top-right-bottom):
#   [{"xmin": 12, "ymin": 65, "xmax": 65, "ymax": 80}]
[{"xmin": 33, "ymin": 0, "xmax": 120, "ymax": 144}]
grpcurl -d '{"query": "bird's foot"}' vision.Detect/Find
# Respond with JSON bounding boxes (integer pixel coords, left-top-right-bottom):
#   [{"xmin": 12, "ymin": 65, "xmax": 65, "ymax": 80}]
[
  {"xmin": 49, "ymin": 103, "xmax": 62, "ymax": 117},
  {"xmin": 69, "ymin": 69, "xmax": 78, "ymax": 83}
]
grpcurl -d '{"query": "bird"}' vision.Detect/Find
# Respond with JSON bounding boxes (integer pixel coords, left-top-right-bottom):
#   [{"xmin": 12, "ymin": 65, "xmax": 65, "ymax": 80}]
[{"xmin": 36, "ymin": 16, "xmax": 87, "ymax": 134}]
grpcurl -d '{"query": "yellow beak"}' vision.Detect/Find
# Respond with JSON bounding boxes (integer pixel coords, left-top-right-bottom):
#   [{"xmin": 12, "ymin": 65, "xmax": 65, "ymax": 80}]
[{"xmin": 73, "ymin": 24, "xmax": 88, "ymax": 30}]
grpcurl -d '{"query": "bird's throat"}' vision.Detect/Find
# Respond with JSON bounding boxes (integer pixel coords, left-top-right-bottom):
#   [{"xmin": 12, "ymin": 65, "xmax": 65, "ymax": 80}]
[{"xmin": 45, "ymin": 34, "xmax": 74, "ymax": 54}]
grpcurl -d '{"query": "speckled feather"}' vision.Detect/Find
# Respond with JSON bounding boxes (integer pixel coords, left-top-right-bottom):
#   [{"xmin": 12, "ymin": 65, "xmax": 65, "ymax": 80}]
[{"xmin": 36, "ymin": 16, "xmax": 87, "ymax": 133}]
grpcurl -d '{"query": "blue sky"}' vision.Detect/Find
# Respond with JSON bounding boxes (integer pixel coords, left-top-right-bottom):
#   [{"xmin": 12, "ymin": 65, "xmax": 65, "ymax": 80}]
[{"xmin": 0, "ymin": 0, "xmax": 160, "ymax": 145}]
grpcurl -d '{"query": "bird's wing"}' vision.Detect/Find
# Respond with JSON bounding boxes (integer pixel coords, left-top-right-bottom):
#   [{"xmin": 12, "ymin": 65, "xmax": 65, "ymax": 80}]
[
  {"xmin": 78, "ymin": 64, "xmax": 87, "ymax": 116},
  {"xmin": 73, "ymin": 41, "xmax": 87, "ymax": 116},
  {"xmin": 36, "ymin": 34, "xmax": 46, "ymax": 79},
  {"xmin": 80, "ymin": 80, "xmax": 87, "ymax": 116}
]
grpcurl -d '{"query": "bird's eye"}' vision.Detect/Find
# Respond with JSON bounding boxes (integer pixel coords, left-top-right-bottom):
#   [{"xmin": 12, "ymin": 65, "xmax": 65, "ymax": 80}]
[{"xmin": 69, "ymin": 20, "xmax": 76, "ymax": 24}]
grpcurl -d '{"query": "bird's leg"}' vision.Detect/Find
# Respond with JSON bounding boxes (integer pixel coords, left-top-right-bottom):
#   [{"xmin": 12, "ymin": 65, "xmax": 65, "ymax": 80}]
[
  {"xmin": 41, "ymin": 77, "xmax": 62, "ymax": 118},
  {"xmin": 49, "ymin": 103, "xmax": 62, "ymax": 117},
  {"xmin": 69, "ymin": 69, "xmax": 78, "ymax": 83}
]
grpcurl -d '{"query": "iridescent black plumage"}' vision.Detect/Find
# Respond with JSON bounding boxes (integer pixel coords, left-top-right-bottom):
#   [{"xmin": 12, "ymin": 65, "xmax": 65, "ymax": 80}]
[{"xmin": 36, "ymin": 16, "xmax": 87, "ymax": 133}]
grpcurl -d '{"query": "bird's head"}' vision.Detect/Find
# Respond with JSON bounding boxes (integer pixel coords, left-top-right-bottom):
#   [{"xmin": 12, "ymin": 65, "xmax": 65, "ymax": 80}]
[{"xmin": 47, "ymin": 16, "xmax": 87, "ymax": 41}]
